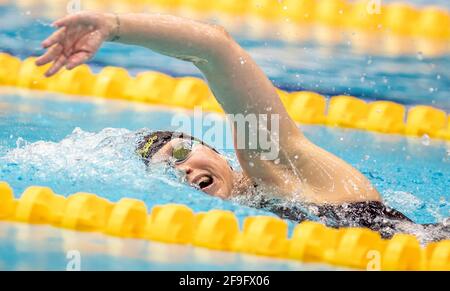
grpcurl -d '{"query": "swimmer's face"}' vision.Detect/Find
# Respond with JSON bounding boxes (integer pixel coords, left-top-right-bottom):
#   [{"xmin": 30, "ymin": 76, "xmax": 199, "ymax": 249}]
[{"xmin": 151, "ymin": 138, "xmax": 235, "ymax": 199}]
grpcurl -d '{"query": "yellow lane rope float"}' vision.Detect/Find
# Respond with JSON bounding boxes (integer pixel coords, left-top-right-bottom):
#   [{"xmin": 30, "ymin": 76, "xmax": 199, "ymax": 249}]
[
  {"xmin": 1, "ymin": 53, "xmax": 449, "ymax": 141},
  {"xmin": 0, "ymin": 181, "xmax": 449, "ymax": 270},
  {"xmin": 72, "ymin": 0, "xmax": 450, "ymax": 40}
]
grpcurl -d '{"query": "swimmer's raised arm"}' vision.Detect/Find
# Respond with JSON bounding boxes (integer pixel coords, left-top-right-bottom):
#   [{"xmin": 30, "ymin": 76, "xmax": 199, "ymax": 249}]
[
  {"xmin": 38, "ymin": 13, "xmax": 289, "ymax": 121},
  {"xmin": 37, "ymin": 11, "xmax": 380, "ymax": 203},
  {"xmin": 37, "ymin": 12, "xmax": 302, "ymax": 182}
]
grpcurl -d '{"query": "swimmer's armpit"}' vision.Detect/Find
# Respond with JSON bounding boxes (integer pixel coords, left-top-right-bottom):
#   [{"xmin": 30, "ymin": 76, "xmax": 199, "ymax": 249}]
[{"xmin": 173, "ymin": 55, "xmax": 208, "ymax": 65}]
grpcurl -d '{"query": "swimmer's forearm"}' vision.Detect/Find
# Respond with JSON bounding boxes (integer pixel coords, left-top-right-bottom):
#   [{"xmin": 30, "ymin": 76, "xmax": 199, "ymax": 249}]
[{"xmin": 106, "ymin": 13, "xmax": 230, "ymax": 64}]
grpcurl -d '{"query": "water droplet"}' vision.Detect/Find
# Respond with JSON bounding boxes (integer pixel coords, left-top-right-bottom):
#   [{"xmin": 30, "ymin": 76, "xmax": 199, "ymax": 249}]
[
  {"xmin": 249, "ymin": 162, "xmax": 254, "ymax": 167},
  {"xmin": 429, "ymin": 87, "xmax": 435, "ymax": 93},
  {"xmin": 72, "ymin": 127, "xmax": 83, "ymax": 135},
  {"xmin": 436, "ymin": 74, "xmax": 441, "ymax": 80},
  {"xmin": 443, "ymin": 218, "xmax": 450, "ymax": 227},
  {"xmin": 16, "ymin": 137, "xmax": 27, "ymax": 148},
  {"xmin": 420, "ymin": 134, "xmax": 430, "ymax": 146},
  {"xmin": 294, "ymin": 155, "xmax": 298, "ymax": 160},
  {"xmin": 367, "ymin": 59, "xmax": 372, "ymax": 65},
  {"xmin": 364, "ymin": 155, "xmax": 370, "ymax": 160},
  {"xmin": 274, "ymin": 159, "xmax": 280, "ymax": 165},
  {"xmin": 416, "ymin": 51, "xmax": 423, "ymax": 61}
]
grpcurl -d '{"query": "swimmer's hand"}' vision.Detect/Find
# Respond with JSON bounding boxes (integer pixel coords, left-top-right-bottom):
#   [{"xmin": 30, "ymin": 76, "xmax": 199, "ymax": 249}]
[{"xmin": 36, "ymin": 12, "xmax": 117, "ymax": 77}]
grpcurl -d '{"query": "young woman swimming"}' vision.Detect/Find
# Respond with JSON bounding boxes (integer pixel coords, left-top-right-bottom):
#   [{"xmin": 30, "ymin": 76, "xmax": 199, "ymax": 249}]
[{"xmin": 37, "ymin": 11, "xmax": 448, "ymax": 241}]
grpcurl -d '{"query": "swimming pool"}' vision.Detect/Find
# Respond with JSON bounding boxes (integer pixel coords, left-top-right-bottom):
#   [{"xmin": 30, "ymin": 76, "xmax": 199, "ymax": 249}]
[
  {"xmin": 1, "ymin": 89, "xmax": 449, "ymax": 270},
  {"xmin": 1, "ymin": 0, "xmax": 449, "ymax": 270}
]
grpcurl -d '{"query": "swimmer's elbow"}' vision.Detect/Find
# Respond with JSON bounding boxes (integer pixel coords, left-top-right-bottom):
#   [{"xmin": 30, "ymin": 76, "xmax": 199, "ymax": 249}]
[
  {"xmin": 202, "ymin": 24, "xmax": 238, "ymax": 65},
  {"xmin": 213, "ymin": 25, "xmax": 233, "ymax": 43}
]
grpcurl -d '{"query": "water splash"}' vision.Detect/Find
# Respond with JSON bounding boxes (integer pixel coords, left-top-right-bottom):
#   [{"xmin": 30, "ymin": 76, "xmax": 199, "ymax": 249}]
[
  {"xmin": 2, "ymin": 127, "xmax": 150, "ymax": 190},
  {"xmin": 0, "ymin": 127, "xmax": 274, "ymax": 221}
]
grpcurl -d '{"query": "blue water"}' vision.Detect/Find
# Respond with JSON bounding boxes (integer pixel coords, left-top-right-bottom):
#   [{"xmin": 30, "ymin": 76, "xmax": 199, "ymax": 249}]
[
  {"xmin": 0, "ymin": 0, "xmax": 449, "ymax": 270},
  {"xmin": 1, "ymin": 91, "xmax": 449, "ymax": 223},
  {"xmin": 0, "ymin": 90, "xmax": 448, "ymax": 270}
]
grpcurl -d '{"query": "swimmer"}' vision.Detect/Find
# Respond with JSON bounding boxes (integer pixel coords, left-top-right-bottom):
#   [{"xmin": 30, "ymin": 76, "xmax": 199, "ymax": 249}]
[{"xmin": 37, "ymin": 12, "xmax": 448, "ymax": 241}]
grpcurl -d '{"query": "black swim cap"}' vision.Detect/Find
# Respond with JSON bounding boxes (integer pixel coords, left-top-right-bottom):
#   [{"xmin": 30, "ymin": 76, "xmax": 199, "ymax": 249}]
[{"xmin": 136, "ymin": 131, "xmax": 219, "ymax": 165}]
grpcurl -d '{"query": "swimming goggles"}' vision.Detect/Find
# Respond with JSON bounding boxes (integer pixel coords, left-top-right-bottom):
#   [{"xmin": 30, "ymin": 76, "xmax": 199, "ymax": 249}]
[{"xmin": 170, "ymin": 139, "xmax": 202, "ymax": 165}]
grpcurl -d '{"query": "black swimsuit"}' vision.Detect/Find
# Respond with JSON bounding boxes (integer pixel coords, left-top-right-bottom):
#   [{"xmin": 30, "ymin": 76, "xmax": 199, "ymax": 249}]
[{"xmin": 257, "ymin": 198, "xmax": 449, "ymax": 241}]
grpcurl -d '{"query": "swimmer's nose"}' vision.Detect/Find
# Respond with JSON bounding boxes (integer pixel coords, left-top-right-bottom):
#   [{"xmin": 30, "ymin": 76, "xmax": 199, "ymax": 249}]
[
  {"xmin": 176, "ymin": 164, "xmax": 203, "ymax": 185},
  {"xmin": 176, "ymin": 164, "xmax": 193, "ymax": 176}
]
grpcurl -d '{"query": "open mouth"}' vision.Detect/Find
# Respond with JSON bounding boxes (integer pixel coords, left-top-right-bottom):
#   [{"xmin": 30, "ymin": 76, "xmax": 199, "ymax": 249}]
[{"xmin": 196, "ymin": 175, "xmax": 214, "ymax": 190}]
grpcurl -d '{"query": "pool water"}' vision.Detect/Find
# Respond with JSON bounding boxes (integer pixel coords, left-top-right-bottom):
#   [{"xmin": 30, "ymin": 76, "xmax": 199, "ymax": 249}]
[
  {"xmin": 0, "ymin": 90, "xmax": 449, "ymax": 270},
  {"xmin": 1, "ymin": 91, "xmax": 449, "ymax": 222}
]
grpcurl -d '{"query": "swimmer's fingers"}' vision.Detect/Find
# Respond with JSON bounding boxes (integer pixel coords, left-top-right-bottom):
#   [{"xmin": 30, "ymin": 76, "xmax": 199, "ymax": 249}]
[
  {"xmin": 35, "ymin": 43, "xmax": 63, "ymax": 67},
  {"xmin": 64, "ymin": 30, "xmax": 104, "ymax": 70},
  {"xmin": 41, "ymin": 27, "xmax": 66, "ymax": 49},
  {"xmin": 65, "ymin": 51, "xmax": 91, "ymax": 70},
  {"xmin": 45, "ymin": 54, "xmax": 67, "ymax": 77}
]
